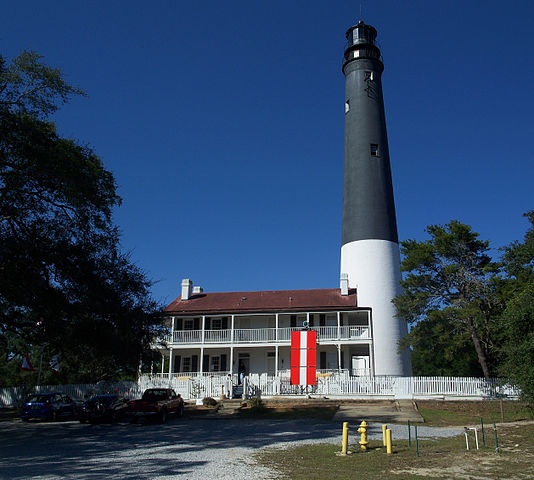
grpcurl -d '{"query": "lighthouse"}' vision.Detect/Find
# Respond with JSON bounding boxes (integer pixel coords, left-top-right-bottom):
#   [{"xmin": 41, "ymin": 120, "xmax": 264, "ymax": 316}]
[{"xmin": 340, "ymin": 21, "xmax": 411, "ymax": 376}]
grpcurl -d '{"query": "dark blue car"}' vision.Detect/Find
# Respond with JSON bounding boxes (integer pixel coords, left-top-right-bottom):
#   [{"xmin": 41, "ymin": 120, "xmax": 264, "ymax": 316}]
[
  {"xmin": 20, "ymin": 393, "xmax": 77, "ymax": 421},
  {"xmin": 78, "ymin": 394, "xmax": 129, "ymax": 423}
]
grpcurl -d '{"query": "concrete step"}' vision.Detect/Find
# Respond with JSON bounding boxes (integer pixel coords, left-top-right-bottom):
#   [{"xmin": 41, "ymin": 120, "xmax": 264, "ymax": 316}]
[
  {"xmin": 333, "ymin": 400, "xmax": 423, "ymax": 423},
  {"xmin": 216, "ymin": 399, "xmax": 244, "ymax": 415}
]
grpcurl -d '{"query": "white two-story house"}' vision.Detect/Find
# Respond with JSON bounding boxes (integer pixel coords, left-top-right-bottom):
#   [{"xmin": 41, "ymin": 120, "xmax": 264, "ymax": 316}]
[{"xmin": 158, "ymin": 279, "xmax": 374, "ymax": 382}]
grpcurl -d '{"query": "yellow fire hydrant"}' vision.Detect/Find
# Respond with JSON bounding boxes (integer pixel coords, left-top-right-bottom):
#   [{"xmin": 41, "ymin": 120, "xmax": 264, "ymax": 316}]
[{"xmin": 357, "ymin": 420, "xmax": 369, "ymax": 451}]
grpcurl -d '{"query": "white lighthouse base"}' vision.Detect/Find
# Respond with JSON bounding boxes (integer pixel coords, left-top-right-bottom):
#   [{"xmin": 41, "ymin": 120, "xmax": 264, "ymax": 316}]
[{"xmin": 341, "ymin": 239, "xmax": 411, "ymax": 376}]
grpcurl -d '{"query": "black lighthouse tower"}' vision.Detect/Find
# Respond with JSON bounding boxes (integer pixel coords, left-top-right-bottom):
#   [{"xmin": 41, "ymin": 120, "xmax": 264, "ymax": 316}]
[{"xmin": 340, "ymin": 21, "xmax": 411, "ymax": 376}]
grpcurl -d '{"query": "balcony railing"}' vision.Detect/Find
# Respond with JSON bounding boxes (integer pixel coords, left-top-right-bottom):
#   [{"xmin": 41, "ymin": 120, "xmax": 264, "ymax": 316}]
[{"xmin": 171, "ymin": 325, "xmax": 370, "ymax": 345}]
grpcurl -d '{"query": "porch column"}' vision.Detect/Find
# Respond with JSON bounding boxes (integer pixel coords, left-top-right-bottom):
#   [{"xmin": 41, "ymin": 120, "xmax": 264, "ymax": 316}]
[
  {"xmin": 369, "ymin": 341, "xmax": 375, "ymax": 377},
  {"xmin": 168, "ymin": 347, "xmax": 173, "ymax": 380},
  {"xmin": 171, "ymin": 316, "xmax": 175, "ymax": 344},
  {"xmin": 230, "ymin": 315, "xmax": 235, "ymax": 375},
  {"xmin": 161, "ymin": 353, "xmax": 165, "ymax": 375},
  {"xmin": 230, "ymin": 315, "xmax": 235, "ymax": 376},
  {"xmin": 275, "ymin": 314, "xmax": 280, "ymax": 376},
  {"xmin": 337, "ymin": 344, "xmax": 342, "ymax": 372},
  {"xmin": 275, "ymin": 345, "xmax": 279, "ymax": 376},
  {"xmin": 337, "ymin": 311, "xmax": 341, "ymax": 340},
  {"xmin": 200, "ymin": 315, "xmax": 206, "ymax": 374}
]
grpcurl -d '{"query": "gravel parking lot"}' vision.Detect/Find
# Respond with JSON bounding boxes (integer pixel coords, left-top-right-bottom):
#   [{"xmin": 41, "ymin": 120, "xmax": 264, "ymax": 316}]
[{"xmin": 0, "ymin": 415, "xmax": 462, "ymax": 480}]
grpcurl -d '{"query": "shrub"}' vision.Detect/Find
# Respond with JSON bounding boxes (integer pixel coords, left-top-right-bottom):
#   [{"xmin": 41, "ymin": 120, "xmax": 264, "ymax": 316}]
[{"xmin": 202, "ymin": 397, "xmax": 218, "ymax": 407}]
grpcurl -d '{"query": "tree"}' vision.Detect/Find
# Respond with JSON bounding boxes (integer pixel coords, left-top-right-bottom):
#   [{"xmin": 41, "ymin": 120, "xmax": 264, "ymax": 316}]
[
  {"xmin": 0, "ymin": 51, "xmax": 163, "ymax": 384},
  {"xmin": 501, "ymin": 211, "xmax": 534, "ymax": 285},
  {"xmin": 393, "ymin": 221, "xmax": 502, "ymax": 379},
  {"xmin": 404, "ymin": 312, "xmax": 483, "ymax": 377},
  {"xmin": 497, "ymin": 211, "xmax": 534, "ymax": 400}
]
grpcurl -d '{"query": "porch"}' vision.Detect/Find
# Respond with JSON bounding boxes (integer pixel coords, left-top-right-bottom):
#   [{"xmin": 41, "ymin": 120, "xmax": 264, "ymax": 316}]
[
  {"xmin": 159, "ymin": 343, "xmax": 373, "ymax": 379},
  {"xmin": 168, "ymin": 325, "xmax": 370, "ymax": 345}
]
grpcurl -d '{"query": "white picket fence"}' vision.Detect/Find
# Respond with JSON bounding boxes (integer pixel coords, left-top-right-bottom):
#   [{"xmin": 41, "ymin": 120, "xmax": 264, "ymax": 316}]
[
  {"xmin": 0, "ymin": 381, "xmax": 141, "ymax": 409},
  {"xmin": 0, "ymin": 375, "xmax": 520, "ymax": 408}
]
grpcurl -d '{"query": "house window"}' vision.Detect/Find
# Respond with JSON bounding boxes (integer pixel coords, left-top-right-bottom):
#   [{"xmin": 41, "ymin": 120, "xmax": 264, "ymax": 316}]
[
  {"xmin": 370, "ymin": 143, "xmax": 379, "ymax": 157},
  {"xmin": 320, "ymin": 352, "xmax": 327, "ymax": 370},
  {"xmin": 210, "ymin": 356, "xmax": 220, "ymax": 372},
  {"xmin": 184, "ymin": 319, "xmax": 193, "ymax": 330},
  {"xmin": 211, "ymin": 318, "xmax": 222, "ymax": 330},
  {"xmin": 182, "ymin": 357, "xmax": 191, "ymax": 373}
]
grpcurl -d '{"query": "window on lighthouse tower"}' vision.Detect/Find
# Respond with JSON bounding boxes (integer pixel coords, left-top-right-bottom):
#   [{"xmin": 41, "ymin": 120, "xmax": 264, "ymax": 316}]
[{"xmin": 370, "ymin": 143, "xmax": 379, "ymax": 157}]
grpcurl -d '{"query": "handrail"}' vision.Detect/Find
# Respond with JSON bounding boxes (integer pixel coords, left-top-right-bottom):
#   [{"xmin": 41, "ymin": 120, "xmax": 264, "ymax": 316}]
[{"xmin": 171, "ymin": 325, "xmax": 370, "ymax": 345}]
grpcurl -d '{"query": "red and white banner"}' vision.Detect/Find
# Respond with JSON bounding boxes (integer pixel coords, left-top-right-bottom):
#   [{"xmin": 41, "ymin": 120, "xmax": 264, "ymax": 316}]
[{"xmin": 290, "ymin": 330, "xmax": 317, "ymax": 386}]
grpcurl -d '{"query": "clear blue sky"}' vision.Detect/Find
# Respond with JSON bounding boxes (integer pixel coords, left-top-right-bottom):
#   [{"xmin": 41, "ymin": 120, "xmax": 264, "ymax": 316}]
[{"xmin": 2, "ymin": 1, "xmax": 533, "ymax": 304}]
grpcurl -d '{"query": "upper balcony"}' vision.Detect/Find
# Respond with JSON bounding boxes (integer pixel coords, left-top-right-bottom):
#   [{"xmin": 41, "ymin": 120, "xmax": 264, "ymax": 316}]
[{"xmin": 167, "ymin": 325, "xmax": 370, "ymax": 346}]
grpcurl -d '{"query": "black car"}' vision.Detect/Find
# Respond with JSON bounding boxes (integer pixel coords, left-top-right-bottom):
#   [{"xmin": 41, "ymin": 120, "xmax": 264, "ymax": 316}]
[
  {"xmin": 20, "ymin": 392, "xmax": 77, "ymax": 421},
  {"xmin": 78, "ymin": 394, "xmax": 129, "ymax": 423}
]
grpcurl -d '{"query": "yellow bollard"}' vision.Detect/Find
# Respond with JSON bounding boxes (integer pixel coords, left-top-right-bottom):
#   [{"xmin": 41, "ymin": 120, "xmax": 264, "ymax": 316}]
[
  {"xmin": 341, "ymin": 422, "xmax": 349, "ymax": 455},
  {"xmin": 382, "ymin": 424, "xmax": 387, "ymax": 446},
  {"xmin": 357, "ymin": 420, "xmax": 369, "ymax": 451},
  {"xmin": 386, "ymin": 428, "xmax": 392, "ymax": 454}
]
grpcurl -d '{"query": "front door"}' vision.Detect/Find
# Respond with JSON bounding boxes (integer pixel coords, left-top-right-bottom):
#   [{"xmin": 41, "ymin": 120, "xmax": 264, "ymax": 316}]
[
  {"xmin": 266, "ymin": 352, "xmax": 275, "ymax": 375},
  {"xmin": 238, "ymin": 353, "xmax": 250, "ymax": 381},
  {"xmin": 351, "ymin": 356, "xmax": 369, "ymax": 376}
]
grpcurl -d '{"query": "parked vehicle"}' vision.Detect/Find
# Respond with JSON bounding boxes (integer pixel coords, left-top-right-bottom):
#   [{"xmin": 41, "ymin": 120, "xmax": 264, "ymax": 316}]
[
  {"xmin": 20, "ymin": 393, "xmax": 77, "ymax": 422},
  {"xmin": 78, "ymin": 394, "xmax": 129, "ymax": 423},
  {"xmin": 127, "ymin": 388, "xmax": 184, "ymax": 423}
]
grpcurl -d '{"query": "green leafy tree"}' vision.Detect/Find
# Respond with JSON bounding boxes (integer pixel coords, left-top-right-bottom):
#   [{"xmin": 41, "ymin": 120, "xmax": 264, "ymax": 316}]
[
  {"xmin": 0, "ymin": 51, "xmax": 163, "ymax": 385},
  {"xmin": 394, "ymin": 221, "xmax": 502, "ymax": 379},
  {"xmin": 497, "ymin": 211, "xmax": 534, "ymax": 400},
  {"xmin": 406, "ymin": 312, "xmax": 483, "ymax": 377}
]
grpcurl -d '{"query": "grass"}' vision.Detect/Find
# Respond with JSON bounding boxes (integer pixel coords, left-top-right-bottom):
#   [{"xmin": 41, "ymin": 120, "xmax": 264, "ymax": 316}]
[
  {"xmin": 254, "ymin": 401, "xmax": 534, "ymax": 479},
  {"xmin": 417, "ymin": 399, "xmax": 534, "ymax": 426}
]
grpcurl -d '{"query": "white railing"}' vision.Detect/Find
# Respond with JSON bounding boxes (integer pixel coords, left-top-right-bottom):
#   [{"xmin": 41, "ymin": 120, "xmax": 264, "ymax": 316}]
[
  {"xmin": 204, "ymin": 330, "xmax": 231, "ymax": 343},
  {"xmin": 0, "ymin": 375, "xmax": 520, "ymax": 407},
  {"xmin": 244, "ymin": 375, "xmax": 520, "ymax": 400},
  {"xmin": 173, "ymin": 330, "xmax": 202, "ymax": 343},
  {"xmin": 234, "ymin": 328, "xmax": 277, "ymax": 343},
  {"xmin": 169, "ymin": 326, "xmax": 371, "ymax": 345}
]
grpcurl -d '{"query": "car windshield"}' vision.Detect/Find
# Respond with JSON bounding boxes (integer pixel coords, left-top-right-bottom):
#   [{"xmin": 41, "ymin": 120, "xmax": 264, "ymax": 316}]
[
  {"xmin": 142, "ymin": 390, "xmax": 168, "ymax": 401},
  {"xmin": 27, "ymin": 395, "xmax": 51, "ymax": 404}
]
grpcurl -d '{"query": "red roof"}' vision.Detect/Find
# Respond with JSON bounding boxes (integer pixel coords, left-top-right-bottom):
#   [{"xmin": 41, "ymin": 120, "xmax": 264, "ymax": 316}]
[{"xmin": 164, "ymin": 288, "xmax": 358, "ymax": 315}]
